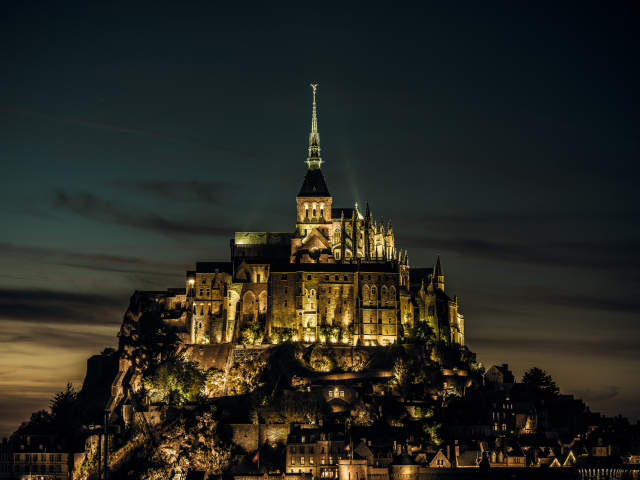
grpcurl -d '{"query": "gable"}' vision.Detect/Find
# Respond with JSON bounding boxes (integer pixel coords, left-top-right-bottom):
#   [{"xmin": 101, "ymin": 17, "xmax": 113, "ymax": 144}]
[{"xmin": 302, "ymin": 228, "xmax": 331, "ymax": 249}]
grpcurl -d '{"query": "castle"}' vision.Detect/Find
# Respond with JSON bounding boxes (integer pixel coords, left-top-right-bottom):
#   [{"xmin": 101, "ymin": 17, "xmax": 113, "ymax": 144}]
[{"xmin": 120, "ymin": 86, "xmax": 465, "ymax": 349}]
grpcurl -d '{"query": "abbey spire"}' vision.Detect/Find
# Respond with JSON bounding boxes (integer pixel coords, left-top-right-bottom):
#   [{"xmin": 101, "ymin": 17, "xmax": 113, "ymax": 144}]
[
  {"xmin": 306, "ymin": 84, "xmax": 322, "ymax": 170},
  {"xmin": 298, "ymin": 85, "xmax": 330, "ymax": 197}
]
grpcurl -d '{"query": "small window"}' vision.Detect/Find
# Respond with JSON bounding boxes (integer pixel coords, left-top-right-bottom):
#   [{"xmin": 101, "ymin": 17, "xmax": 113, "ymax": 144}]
[
  {"xmin": 283, "ymin": 274, "xmax": 287, "ymax": 280},
  {"xmin": 307, "ymin": 275, "xmax": 312, "ymax": 280},
  {"xmin": 256, "ymin": 274, "xmax": 261, "ymax": 283},
  {"xmin": 285, "ymin": 300, "xmax": 288, "ymax": 307},
  {"xmin": 301, "ymin": 437, "xmax": 306, "ymax": 443},
  {"xmin": 340, "ymin": 390, "xmax": 344, "ymax": 397},
  {"xmin": 320, "ymin": 207, "xmax": 324, "ymax": 217},
  {"xmin": 285, "ymin": 288, "xmax": 288, "ymax": 294},
  {"xmin": 344, "ymin": 275, "xmax": 348, "ymax": 281},
  {"xmin": 329, "ymin": 391, "xmax": 333, "ymax": 397},
  {"xmin": 368, "ymin": 275, "xmax": 371, "ymax": 280}
]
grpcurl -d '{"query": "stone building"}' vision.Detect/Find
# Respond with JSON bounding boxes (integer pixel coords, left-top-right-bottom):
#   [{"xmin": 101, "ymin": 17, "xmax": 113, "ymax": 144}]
[
  {"xmin": 118, "ymin": 86, "xmax": 467, "ymax": 350},
  {"xmin": 0, "ymin": 435, "xmax": 69, "ymax": 480}
]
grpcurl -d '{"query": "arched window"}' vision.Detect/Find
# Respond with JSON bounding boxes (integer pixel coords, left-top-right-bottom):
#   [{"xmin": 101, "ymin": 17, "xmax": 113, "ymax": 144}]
[
  {"xmin": 311, "ymin": 289, "xmax": 316, "ymax": 297},
  {"xmin": 320, "ymin": 206, "xmax": 324, "ymax": 218},
  {"xmin": 313, "ymin": 206, "xmax": 317, "ymax": 217},
  {"xmin": 305, "ymin": 205, "xmax": 309, "ymax": 218}
]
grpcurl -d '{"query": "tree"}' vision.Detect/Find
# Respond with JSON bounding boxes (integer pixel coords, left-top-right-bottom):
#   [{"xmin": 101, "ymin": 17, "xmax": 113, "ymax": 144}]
[
  {"xmin": 410, "ymin": 319, "xmax": 436, "ymax": 345},
  {"xmin": 50, "ymin": 382, "xmax": 78, "ymax": 420},
  {"xmin": 101, "ymin": 347, "xmax": 117, "ymax": 356},
  {"xmin": 350, "ymin": 402, "xmax": 379, "ymax": 426},
  {"xmin": 143, "ymin": 354, "xmax": 206, "ymax": 404},
  {"xmin": 522, "ymin": 367, "xmax": 560, "ymax": 401}
]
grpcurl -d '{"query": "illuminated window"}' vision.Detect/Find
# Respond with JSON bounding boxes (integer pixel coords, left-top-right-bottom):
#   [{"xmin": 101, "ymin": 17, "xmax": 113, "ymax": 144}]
[
  {"xmin": 291, "ymin": 458, "xmax": 295, "ymax": 465},
  {"xmin": 328, "ymin": 390, "xmax": 333, "ymax": 397}
]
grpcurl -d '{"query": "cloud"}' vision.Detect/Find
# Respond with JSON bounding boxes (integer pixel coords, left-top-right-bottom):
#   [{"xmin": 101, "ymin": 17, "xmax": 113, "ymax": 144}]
[
  {"xmin": 112, "ymin": 179, "xmax": 237, "ymax": 204},
  {"xmin": 0, "ymin": 288, "xmax": 125, "ymax": 326},
  {"xmin": 470, "ymin": 337, "xmax": 640, "ymax": 360},
  {"xmin": 401, "ymin": 233, "xmax": 640, "ymax": 278},
  {"xmin": 0, "ymin": 242, "xmax": 187, "ymax": 277},
  {"xmin": 0, "ymin": 104, "xmax": 267, "ymax": 161},
  {"xmin": 571, "ymin": 386, "xmax": 622, "ymax": 403},
  {"xmin": 53, "ymin": 190, "xmax": 237, "ymax": 239}
]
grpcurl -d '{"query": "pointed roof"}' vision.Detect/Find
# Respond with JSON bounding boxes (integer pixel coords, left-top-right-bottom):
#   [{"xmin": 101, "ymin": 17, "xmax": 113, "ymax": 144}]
[
  {"xmin": 435, "ymin": 254, "xmax": 444, "ymax": 277},
  {"xmin": 298, "ymin": 168, "xmax": 330, "ymax": 196}
]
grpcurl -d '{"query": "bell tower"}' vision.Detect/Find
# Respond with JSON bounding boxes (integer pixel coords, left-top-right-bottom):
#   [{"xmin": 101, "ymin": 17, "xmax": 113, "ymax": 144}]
[{"xmin": 296, "ymin": 85, "xmax": 332, "ymax": 241}]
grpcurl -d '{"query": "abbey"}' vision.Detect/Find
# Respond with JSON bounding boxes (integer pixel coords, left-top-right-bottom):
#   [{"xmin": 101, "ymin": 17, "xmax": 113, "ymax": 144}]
[{"xmin": 125, "ymin": 87, "xmax": 465, "ymax": 348}]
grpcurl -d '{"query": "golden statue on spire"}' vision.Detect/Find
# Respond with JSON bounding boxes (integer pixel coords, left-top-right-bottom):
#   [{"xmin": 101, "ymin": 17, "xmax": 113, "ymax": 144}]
[{"xmin": 311, "ymin": 84, "xmax": 317, "ymax": 93}]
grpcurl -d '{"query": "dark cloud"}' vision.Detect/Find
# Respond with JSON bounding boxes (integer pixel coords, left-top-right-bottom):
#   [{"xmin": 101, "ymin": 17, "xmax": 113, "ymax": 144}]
[
  {"xmin": 470, "ymin": 337, "xmax": 640, "ymax": 361},
  {"xmin": 401, "ymin": 233, "xmax": 640, "ymax": 278},
  {"xmin": 463, "ymin": 284, "xmax": 640, "ymax": 315},
  {"xmin": 0, "ymin": 242, "xmax": 187, "ymax": 277},
  {"xmin": 0, "ymin": 323, "xmax": 116, "ymax": 350},
  {"xmin": 0, "ymin": 288, "xmax": 125, "ymax": 326},
  {"xmin": 54, "ymin": 190, "xmax": 237, "ymax": 239},
  {"xmin": 571, "ymin": 386, "xmax": 622, "ymax": 403},
  {"xmin": 112, "ymin": 180, "xmax": 237, "ymax": 204},
  {"xmin": 0, "ymin": 104, "xmax": 267, "ymax": 161}
]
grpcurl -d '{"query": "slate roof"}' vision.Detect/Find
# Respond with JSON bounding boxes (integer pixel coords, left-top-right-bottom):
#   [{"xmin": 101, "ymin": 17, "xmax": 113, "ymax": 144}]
[
  {"xmin": 298, "ymin": 168, "xmax": 330, "ymax": 197},
  {"xmin": 332, "ymin": 208, "xmax": 355, "ymax": 220}
]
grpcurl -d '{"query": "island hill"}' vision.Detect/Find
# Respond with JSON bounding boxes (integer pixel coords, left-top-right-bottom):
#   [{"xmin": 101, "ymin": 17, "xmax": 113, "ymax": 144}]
[{"xmin": 3, "ymin": 89, "xmax": 639, "ymax": 479}]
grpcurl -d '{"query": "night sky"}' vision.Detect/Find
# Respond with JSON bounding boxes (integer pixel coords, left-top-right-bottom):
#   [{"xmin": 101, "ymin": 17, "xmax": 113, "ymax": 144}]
[{"xmin": 1, "ymin": 1, "xmax": 639, "ymax": 438}]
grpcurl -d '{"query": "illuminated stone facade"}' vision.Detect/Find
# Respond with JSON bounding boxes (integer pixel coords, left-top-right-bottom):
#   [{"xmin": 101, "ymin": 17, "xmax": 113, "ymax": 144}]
[{"xmin": 142, "ymin": 86, "xmax": 466, "ymax": 347}]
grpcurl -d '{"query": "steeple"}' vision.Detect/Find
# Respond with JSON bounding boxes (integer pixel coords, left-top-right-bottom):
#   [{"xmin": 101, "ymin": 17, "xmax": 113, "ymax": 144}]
[
  {"xmin": 434, "ymin": 254, "xmax": 444, "ymax": 291},
  {"xmin": 306, "ymin": 84, "xmax": 322, "ymax": 170},
  {"xmin": 298, "ymin": 85, "xmax": 330, "ymax": 197}
]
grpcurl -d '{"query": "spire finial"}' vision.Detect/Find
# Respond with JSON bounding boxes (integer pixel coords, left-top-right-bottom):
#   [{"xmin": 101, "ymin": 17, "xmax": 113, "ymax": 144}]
[{"xmin": 306, "ymin": 84, "xmax": 322, "ymax": 169}]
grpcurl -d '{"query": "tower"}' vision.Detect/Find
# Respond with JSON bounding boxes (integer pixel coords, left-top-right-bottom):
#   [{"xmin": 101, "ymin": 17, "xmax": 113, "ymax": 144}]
[{"xmin": 294, "ymin": 85, "xmax": 333, "ymax": 259}]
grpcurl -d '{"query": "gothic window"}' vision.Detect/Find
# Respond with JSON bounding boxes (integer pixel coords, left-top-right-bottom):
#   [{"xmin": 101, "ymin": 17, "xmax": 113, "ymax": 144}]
[
  {"xmin": 305, "ymin": 206, "xmax": 309, "ymax": 218},
  {"xmin": 320, "ymin": 206, "xmax": 324, "ymax": 218},
  {"xmin": 313, "ymin": 207, "xmax": 316, "ymax": 217}
]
